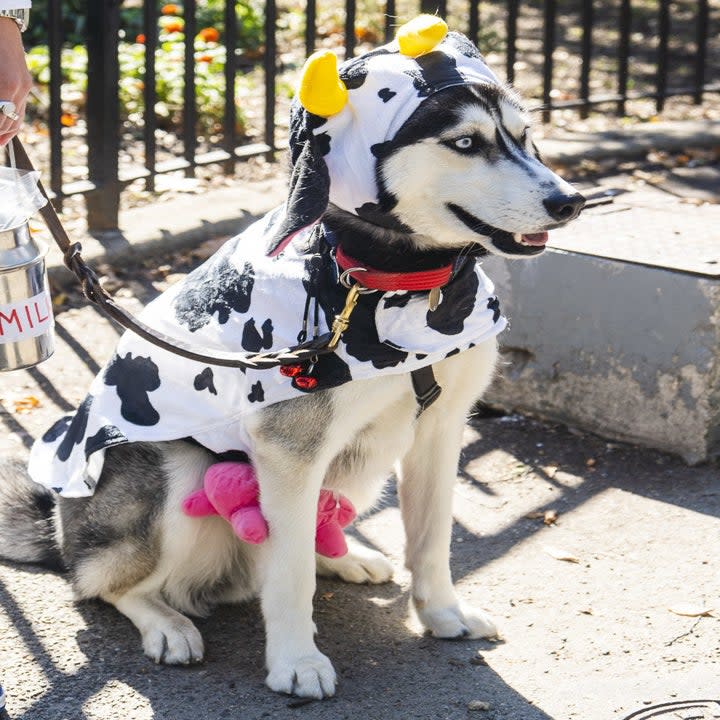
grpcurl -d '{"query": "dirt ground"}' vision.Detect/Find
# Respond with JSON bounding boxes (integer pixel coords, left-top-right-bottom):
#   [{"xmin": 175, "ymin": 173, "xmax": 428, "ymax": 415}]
[{"xmin": 0, "ymin": 236, "xmax": 718, "ymax": 719}]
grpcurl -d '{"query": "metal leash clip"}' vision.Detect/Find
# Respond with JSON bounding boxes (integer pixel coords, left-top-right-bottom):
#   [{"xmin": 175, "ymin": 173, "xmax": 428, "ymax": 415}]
[{"xmin": 329, "ymin": 283, "xmax": 362, "ymax": 349}]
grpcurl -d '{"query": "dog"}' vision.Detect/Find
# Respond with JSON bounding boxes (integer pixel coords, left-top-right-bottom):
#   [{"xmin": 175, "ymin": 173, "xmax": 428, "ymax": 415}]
[{"xmin": 0, "ymin": 17, "xmax": 584, "ymax": 699}]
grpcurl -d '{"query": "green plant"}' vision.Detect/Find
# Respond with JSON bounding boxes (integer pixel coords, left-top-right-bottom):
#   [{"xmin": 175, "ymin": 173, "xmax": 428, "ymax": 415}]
[
  {"xmin": 26, "ymin": 32, "xmax": 250, "ymax": 135},
  {"xmin": 25, "ymin": 1, "xmax": 264, "ymax": 52}
]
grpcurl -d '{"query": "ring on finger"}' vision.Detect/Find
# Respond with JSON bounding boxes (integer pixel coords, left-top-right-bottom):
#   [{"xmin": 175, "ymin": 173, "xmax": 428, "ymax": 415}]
[{"xmin": 0, "ymin": 101, "xmax": 20, "ymax": 122}]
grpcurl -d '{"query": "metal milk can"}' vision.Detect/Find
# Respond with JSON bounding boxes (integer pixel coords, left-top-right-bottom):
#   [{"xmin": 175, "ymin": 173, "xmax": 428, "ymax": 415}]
[
  {"xmin": 0, "ymin": 220, "xmax": 54, "ymax": 370},
  {"xmin": 0, "ymin": 141, "xmax": 54, "ymax": 372}
]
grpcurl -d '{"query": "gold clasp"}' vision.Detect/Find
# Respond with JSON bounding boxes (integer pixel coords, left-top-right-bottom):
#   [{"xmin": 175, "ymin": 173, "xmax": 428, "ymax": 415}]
[{"xmin": 329, "ymin": 284, "xmax": 361, "ymax": 349}]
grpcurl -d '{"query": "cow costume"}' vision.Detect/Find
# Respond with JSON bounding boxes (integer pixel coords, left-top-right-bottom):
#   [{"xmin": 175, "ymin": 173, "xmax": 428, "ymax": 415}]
[{"xmin": 29, "ymin": 16, "xmax": 508, "ymax": 498}]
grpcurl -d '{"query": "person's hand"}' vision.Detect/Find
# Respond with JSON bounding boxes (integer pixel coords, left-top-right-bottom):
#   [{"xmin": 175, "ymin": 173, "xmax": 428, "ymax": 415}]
[{"xmin": 0, "ymin": 17, "xmax": 32, "ymax": 146}]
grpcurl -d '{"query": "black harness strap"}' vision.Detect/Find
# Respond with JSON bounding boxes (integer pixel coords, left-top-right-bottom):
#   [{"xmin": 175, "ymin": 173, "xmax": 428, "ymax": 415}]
[{"xmin": 411, "ymin": 365, "xmax": 442, "ymax": 415}]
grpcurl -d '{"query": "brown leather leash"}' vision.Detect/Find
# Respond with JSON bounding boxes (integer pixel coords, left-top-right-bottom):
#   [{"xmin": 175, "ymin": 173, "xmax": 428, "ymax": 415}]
[
  {"xmin": 13, "ymin": 138, "xmax": 443, "ymax": 412},
  {"xmin": 12, "ymin": 137, "xmax": 344, "ymax": 370}
]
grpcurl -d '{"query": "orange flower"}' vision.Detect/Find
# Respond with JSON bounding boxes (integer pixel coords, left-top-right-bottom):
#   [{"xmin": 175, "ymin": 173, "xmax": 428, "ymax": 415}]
[
  {"xmin": 60, "ymin": 113, "xmax": 77, "ymax": 127},
  {"xmin": 197, "ymin": 54, "xmax": 213, "ymax": 63},
  {"xmin": 164, "ymin": 20, "xmax": 183, "ymax": 33},
  {"xmin": 135, "ymin": 33, "xmax": 145, "ymax": 43},
  {"xmin": 161, "ymin": 4, "xmax": 180, "ymax": 15},
  {"xmin": 355, "ymin": 26, "xmax": 378, "ymax": 43},
  {"xmin": 198, "ymin": 27, "xmax": 219, "ymax": 43}
]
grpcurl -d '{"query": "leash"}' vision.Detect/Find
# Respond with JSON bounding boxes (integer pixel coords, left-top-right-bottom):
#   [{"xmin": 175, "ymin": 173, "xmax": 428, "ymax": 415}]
[
  {"xmin": 13, "ymin": 138, "xmax": 442, "ymax": 411},
  {"xmin": 11, "ymin": 137, "xmax": 352, "ymax": 370}
]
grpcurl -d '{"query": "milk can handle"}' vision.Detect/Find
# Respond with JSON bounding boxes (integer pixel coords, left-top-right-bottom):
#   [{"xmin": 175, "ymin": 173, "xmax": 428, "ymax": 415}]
[{"xmin": 6, "ymin": 138, "xmax": 22, "ymax": 208}]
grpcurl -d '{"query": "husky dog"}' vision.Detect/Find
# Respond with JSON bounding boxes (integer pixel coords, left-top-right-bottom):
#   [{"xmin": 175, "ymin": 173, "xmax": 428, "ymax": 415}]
[{"xmin": 0, "ymin": 18, "xmax": 583, "ymax": 699}]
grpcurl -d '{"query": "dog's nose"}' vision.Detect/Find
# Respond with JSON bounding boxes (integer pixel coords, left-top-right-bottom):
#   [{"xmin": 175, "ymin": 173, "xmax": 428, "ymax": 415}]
[{"xmin": 543, "ymin": 192, "xmax": 586, "ymax": 222}]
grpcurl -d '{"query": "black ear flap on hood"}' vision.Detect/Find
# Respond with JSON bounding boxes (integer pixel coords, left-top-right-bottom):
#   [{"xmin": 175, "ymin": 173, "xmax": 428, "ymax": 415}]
[{"xmin": 265, "ymin": 102, "xmax": 331, "ymax": 257}]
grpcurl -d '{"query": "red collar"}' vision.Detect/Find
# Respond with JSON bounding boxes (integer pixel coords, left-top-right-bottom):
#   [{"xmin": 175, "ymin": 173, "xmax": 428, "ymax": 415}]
[{"xmin": 335, "ymin": 246, "xmax": 454, "ymax": 292}]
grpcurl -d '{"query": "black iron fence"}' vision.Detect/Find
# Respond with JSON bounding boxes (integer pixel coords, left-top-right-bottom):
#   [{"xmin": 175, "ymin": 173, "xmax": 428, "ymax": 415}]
[{"xmin": 31, "ymin": 0, "xmax": 719, "ymax": 232}]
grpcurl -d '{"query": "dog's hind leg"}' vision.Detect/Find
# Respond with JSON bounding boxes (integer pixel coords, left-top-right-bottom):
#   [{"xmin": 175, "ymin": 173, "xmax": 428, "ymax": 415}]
[
  {"xmin": 60, "ymin": 440, "xmax": 234, "ymax": 665},
  {"xmin": 315, "ymin": 535, "xmax": 393, "ymax": 584},
  {"xmin": 397, "ymin": 343, "xmax": 499, "ymax": 640},
  {"xmin": 108, "ymin": 589, "xmax": 204, "ymax": 664}
]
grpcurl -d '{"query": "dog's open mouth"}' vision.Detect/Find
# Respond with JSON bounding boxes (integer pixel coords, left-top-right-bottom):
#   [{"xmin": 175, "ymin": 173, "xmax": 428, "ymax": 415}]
[{"xmin": 447, "ymin": 203, "xmax": 549, "ymax": 256}]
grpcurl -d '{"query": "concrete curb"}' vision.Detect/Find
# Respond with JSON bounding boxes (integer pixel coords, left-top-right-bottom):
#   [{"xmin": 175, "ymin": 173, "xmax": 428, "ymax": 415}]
[
  {"xmin": 44, "ymin": 119, "xmax": 719, "ymax": 290},
  {"xmin": 483, "ymin": 251, "xmax": 720, "ymax": 465}
]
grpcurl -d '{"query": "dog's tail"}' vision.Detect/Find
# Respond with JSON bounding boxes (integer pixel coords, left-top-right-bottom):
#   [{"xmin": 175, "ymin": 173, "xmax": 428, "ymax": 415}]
[{"xmin": 0, "ymin": 458, "xmax": 63, "ymax": 570}]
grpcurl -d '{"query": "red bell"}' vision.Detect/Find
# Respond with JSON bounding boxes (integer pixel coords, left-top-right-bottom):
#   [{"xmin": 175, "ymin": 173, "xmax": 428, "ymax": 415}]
[
  {"xmin": 294, "ymin": 375, "xmax": 318, "ymax": 391},
  {"xmin": 279, "ymin": 363, "xmax": 304, "ymax": 378}
]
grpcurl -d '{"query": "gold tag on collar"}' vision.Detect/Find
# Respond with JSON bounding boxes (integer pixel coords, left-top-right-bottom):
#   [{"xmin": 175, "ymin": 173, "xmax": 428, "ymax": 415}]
[{"xmin": 428, "ymin": 286, "xmax": 441, "ymax": 312}]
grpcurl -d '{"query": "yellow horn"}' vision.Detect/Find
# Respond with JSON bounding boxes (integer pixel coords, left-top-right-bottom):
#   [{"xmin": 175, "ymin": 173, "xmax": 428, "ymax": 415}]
[
  {"xmin": 298, "ymin": 50, "xmax": 349, "ymax": 117},
  {"xmin": 397, "ymin": 15, "xmax": 448, "ymax": 57}
]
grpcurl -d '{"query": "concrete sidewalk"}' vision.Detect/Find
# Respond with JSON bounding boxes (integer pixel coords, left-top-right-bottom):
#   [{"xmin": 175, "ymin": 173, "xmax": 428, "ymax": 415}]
[{"xmin": 0, "ymin": 295, "xmax": 718, "ymax": 719}]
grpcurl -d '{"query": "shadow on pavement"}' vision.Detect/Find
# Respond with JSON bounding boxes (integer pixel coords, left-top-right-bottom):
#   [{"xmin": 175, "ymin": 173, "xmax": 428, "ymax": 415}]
[{"xmin": 0, "ymin": 565, "xmax": 554, "ymax": 720}]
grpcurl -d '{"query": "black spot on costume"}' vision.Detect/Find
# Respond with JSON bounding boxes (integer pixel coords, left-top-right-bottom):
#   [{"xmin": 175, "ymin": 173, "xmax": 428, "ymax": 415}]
[
  {"xmin": 174, "ymin": 250, "xmax": 255, "ymax": 332},
  {"xmin": 426, "ymin": 262, "xmax": 479, "ymax": 335},
  {"xmin": 193, "ymin": 367, "xmax": 218, "ymax": 395},
  {"xmin": 104, "ymin": 353, "xmax": 161, "ymax": 426},
  {"xmin": 241, "ymin": 318, "xmax": 274, "ymax": 352}
]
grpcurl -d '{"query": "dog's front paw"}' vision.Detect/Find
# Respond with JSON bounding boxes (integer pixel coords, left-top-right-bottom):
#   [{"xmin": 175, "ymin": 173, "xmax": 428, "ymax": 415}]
[
  {"xmin": 415, "ymin": 601, "xmax": 498, "ymax": 640},
  {"xmin": 266, "ymin": 651, "xmax": 337, "ymax": 698},
  {"xmin": 142, "ymin": 616, "xmax": 204, "ymax": 665},
  {"xmin": 316, "ymin": 542, "xmax": 394, "ymax": 584}
]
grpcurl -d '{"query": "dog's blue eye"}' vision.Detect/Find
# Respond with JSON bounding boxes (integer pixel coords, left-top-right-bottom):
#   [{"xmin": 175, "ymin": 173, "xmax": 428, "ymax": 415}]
[
  {"xmin": 443, "ymin": 135, "xmax": 486, "ymax": 154},
  {"xmin": 454, "ymin": 137, "xmax": 474, "ymax": 151}
]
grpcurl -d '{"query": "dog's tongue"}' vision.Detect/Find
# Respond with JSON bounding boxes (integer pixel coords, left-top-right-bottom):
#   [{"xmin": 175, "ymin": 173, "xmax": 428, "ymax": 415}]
[{"xmin": 521, "ymin": 232, "xmax": 549, "ymax": 246}]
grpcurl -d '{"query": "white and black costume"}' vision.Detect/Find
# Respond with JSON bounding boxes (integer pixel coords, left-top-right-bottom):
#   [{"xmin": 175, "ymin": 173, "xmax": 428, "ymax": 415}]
[{"xmin": 29, "ymin": 32, "xmax": 508, "ymax": 498}]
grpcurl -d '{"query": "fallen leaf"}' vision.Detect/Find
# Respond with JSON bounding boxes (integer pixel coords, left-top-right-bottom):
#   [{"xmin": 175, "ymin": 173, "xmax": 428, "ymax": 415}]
[
  {"xmin": 526, "ymin": 509, "xmax": 558, "ymax": 525},
  {"xmin": 544, "ymin": 546, "xmax": 580, "ymax": 563},
  {"xmin": 667, "ymin": 604, "xmax": 714, "ymax": 618},
  {"xmin": 320, "ymin": 592, "xmax": 334, "ymax": 601},
  {"xmin": 14, "ymin": 396, "xmax": 41, "ymax": 413}
]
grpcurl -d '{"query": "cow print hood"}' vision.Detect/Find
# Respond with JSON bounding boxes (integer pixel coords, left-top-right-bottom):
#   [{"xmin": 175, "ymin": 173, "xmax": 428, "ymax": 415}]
[
  {"xmin": 29, "ymin": 213, "xmax": 506, "ymax": 498},
  {"xmin": 267, "ymin": 30, "xmax": 500, "ymax": 256}
]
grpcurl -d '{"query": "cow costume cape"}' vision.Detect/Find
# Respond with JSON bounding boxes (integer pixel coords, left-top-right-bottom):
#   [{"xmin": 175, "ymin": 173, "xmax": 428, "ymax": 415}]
[{"xmin": 29, "ymin": 22, "xmax": 509, "ymax": 498}]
